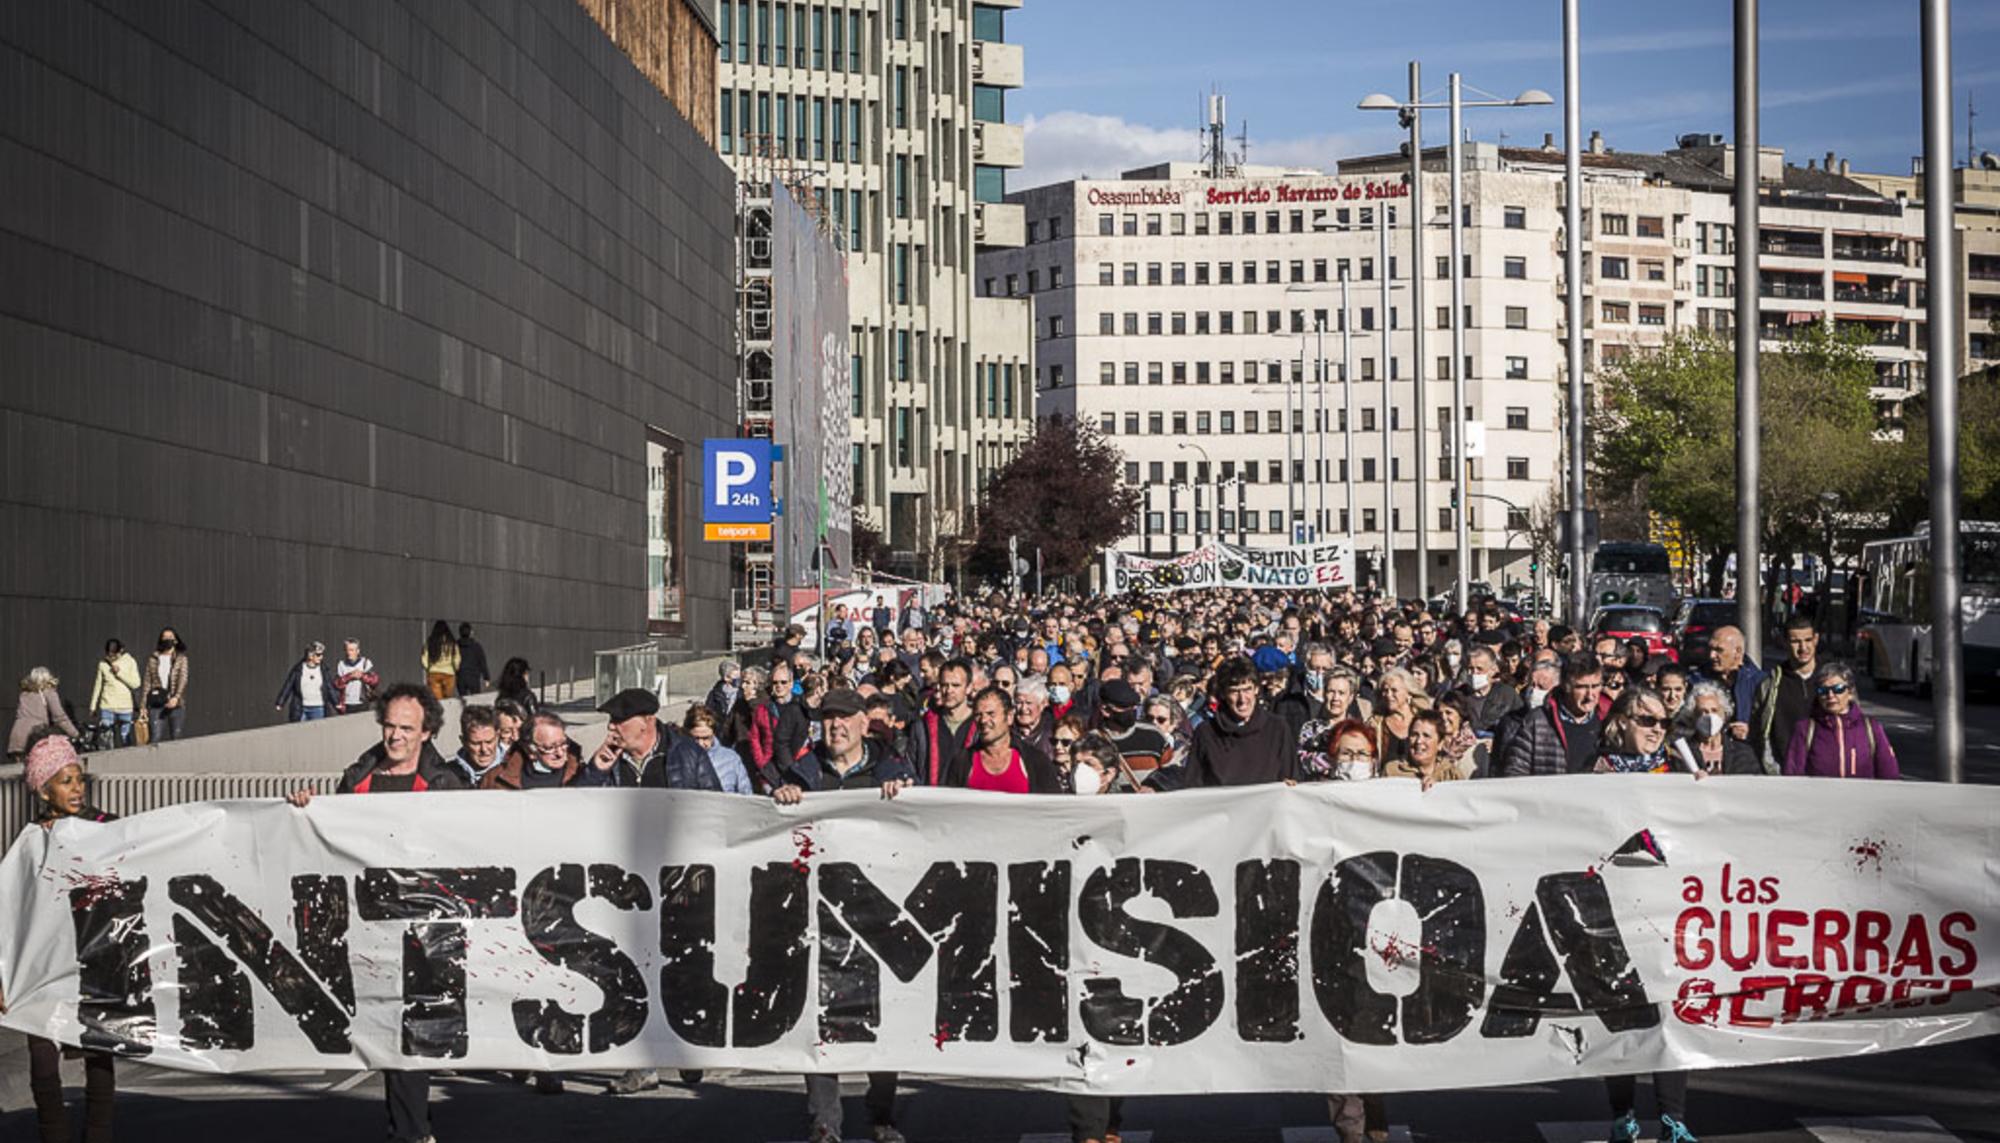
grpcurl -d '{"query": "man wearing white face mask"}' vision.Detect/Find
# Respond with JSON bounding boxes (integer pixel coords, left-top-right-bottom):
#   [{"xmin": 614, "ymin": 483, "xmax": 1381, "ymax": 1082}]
[{"xmin": 1459, "ymin": 645, "xmax": 1522, "ymax": 734}]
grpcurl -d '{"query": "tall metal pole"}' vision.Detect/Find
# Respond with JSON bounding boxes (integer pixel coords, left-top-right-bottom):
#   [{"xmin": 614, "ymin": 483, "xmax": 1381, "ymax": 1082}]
[
  {"xmin": 1379, "ymin": 204, "xmax": 1397, "ymax": 599},
  {"xmin": 1734, "ymin": 0, "xmax": 1763, "ymax": 661},
  {"xmin": 1409, "ymin": 60, "xmax": 1429, "ymax": 603},
  {"xmin": 1283, "ymin": 361, "xmax": 1297, "ymax": 536},
  {"xmin": 1923, "ymin": 0, "xmax": 1964, "ymax": 782},
  {"xmin": 1237, "ymin": 479, "xmax": 1248, "ymax": 546},
  {"xmin": 1448, "ymin": 73, "xmax": 1470, "ymax": 615},
  {"xmin": 1339, "ymin": 284, "xmax": 1355, "ymax": 540},
  {"xmin": 1563, "ymin": 0, "xmax": 1589, "ymax": 627},
  {"xmin": 1316, "ymin": 324, "xmax": 1329, "ymax": 541}
]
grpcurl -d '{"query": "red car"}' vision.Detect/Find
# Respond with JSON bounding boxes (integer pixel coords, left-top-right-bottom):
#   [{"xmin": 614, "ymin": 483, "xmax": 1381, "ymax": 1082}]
[{"xmin": 1591, "ymin": 605, "xmax": 1677, "ymax": 663}]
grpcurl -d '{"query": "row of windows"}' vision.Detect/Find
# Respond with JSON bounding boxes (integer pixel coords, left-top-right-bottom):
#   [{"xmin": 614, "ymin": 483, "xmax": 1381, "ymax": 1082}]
[
  {"xmin": 1097, "ymin": 405, "xmax": 1534, "ymax": 438},
  {"xmin": 1084, "ymin": 351, "xmax": 1533, "ymax": 385},
  {"xmin": 719, "ymin": 89, "xmax": 865, "ymax": 163},
  {"xmin": 719, "ymin": 3, "xmax": 867, "ymax": 71},
  {"xmin": 1079, "ymin": 203, "xmax": 1529, "ymax": 240},
  {"xmin": 1067, "ymin": 303, "xmax": 1536, "ymax": 339},
  {"xmin": 1600, "ymin": 213, "xmax": 1669, "ymax": 239},
  {"xmin": 1136, "ymin": 506, "xmax": 1524, "ymax": 537},
  {"xmin": 1601, "ymin": 301, "xmax": 1669, "ymax": 325}
]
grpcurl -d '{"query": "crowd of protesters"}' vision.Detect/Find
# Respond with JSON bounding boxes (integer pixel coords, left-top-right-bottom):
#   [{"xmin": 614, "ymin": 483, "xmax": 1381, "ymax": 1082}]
[{"xmin": 5, "ymin": 587, "xmax": 1906, "ymax": 1143}]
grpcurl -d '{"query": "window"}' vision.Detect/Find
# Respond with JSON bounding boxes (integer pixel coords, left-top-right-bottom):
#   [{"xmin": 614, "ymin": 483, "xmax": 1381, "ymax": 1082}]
[
  {"xmin": 1099, "ymin": 313, "xmax": 1114, "ymax": 335},
  {"xmin": 1219, "ymin": 212, "xmax": 1234, "ymax": 235},
  {"xmin": 1171, "ymin": 263, "xmax": 1187, "ymax": 286},
  {"xmin": 1505, "ymin": 306, "xmax": 1528, "ymax": 329},
  {"xmin": 1601, "ymin": 256, "xmax": 1629, "ymax": 280},
  {"xmin": 1147, "ymin": 313, "xmax": 1162, "ymax": 336},
  {"xmin": 1601, "ymin": 300, "xmax": 1630, "ymax": 323},
  {"xmin": 1360, "ymin": 258, "xmax": 1375, "ymax": 281},
  {"xmin": 1100, "ymin": 362, "xmax": 1116, "ymax": 384},
  {"xmin": 1506, "ymin": 406, "xmax": 1529, "ymax": 430},
  {"xmin": 1026, "ymin": 269, "xmax": 1039, "ymax": 292},
  {"xmin": 1363, "ymin": 509, "xmax": 1377, "ymax": 532},
  {"xmin": 1123, "ymin": 263, "xmax": 1138, "ymax": 286},
  {"xmin": 1506, "ymin": 356, "xmax": 1529, "ymax": 379},
  {"xmin": 1124, "ymin": 363, "xmax": 1139, "ymax": 384},
  {"xmin": 1123, "ymin": 214, "xmax": 1138, "ymax": 236},
  {"xmin": 1360, "ymin": 408, "xmax": 1377, "ymax": 432},
  {"xmin": 1172, "ymin": 412, "xmax": 1188, "ymax": 435},
  {"xmin": 1361, "ymin": 458, "xmax": 1377, "ymax": 482},
  {"xmin": 1100, "ymin": 413, "xmax": 1117, "ymax": 435},
  {"xmin": 645, "ymin": 428, "xmax": 686, "ymax": 633},
  {"xmin": 1123, "ymin": 313, "xmax": 1138, "ymax": 335},
  {"xmin": 1314, "ymin": 258, "xmax": 1328, "ymax": 283},
  {"xmin": 1195, "ymin": 411, "xmax": 1211, "ymax": 433},
  {"xmin": 1047, "ymin": 315, "xmax": 1064, "ymax": 338},
  {"xmin": 1124, "ymin": 412, "xmax": 1140, "ymax": 434},
  {"xmin": 1504, "ymin": 205, "xmax": 1526, "ymax": 229},
  {"xmin": 1171, "ymin": 213, "xmax": 1187, "ymax": 235},
  {"xmin": 1172, "ymin": 362, "xmax": 1187, "ymax": 383},
  {"xmin": 1243, "ymin": 261, "xmax": 1257, "ymax": 284},
  {"xmin": 1099, "ymin": 213, "xmax": 1114, "ymax": 236},
  {"xmin": 1195, "ymin": 313, "xmax": 1210, "ymax": 335},
  {"xmin": 1219, "ymin": 263, "xmax": 1234, "ymax": 285},
  {"xmin": 1269, "ymin": 511, "xmax": 1285, "ymax": 532},
  {"xmin": 1148, "ymin": 362, "xmax": 1163, "ymax": 384},
  {"xmin": 1504, "ymin": 256, "xmax": 1527, "ymax": 279},
  {"xmin": 1637, "ymin": 215, "xmax": 1665, "ymax": 239},
  {"xmin": 1602, "ymin": 213, "xmax": 1629, "ymax": 236},
  {"xmin": 1642, "ymin": 259, "xmax": 1667, "ymax": 282},
  {"xmin": 1242, "ymin": 212, "xmax": 1257, "ymax": 234},
  {"xmin": 1638, "ymin": 304, "xmax": 1667, "ymax": 326},
  {"xmin": 1171, "ymin": 313, "xmax": 1187, "ymax": 335},
  {"xmin": 1290, "ymin": 260, "xmax": 1305, "ymax": 283},
  {"xmin": 1148, "ymin": 412, "xmax": 1164, "ymax": 435},
  {"xmin": 1147, "ymin": 263, "xmax": 1162, "ymax": 285},
  {"xmin": 1506, "ymin": 457, "xmax": 1530, "ymax": 480},
  {"xmin": 1194, "ymin": 213, "xmax": 1210, "ymax": 235},
  {"xmin": 1195, "ymin": 263, "xmax": 1210, "ymax": 286},
  {"xmin": 1220, "ymin": 411, "xmax": 1235, "ymax": 433},
  {"xmin": 1146, "ymin": 214, "xmax": 1162, "ymax": 236},
  {"xmin": 1100, "ymin": 263, "xmax": 1115, "ymax": 286},
  {"xmin": 1219, "ymin": 311, "xmax": 1234, "ymax": 334}
]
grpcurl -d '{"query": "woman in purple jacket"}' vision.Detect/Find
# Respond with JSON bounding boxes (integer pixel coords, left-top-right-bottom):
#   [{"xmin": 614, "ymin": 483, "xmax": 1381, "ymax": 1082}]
[{"xmin": 1782, "ymin": 662, "xmax": 1900, "ymax": 779}]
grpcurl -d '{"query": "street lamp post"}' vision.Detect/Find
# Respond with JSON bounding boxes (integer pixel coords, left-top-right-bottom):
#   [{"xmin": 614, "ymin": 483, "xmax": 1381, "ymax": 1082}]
[
  {"xmin": 1363, "ymin": 73, "xmax": 1549, "ymax": 613},
  {"xmin": 1179, "ymin": 441, "xmax": 1213, "ymax": 550},
  {"xmin": 1922, "ymin": 0, "xmax": 1963, "ymax": 782},
  {"xmin": 1563, "ymin": 0, "xmax": 1589, "ymax": 627},
  {"xmin": 1379, "ymin": 202, "xmax": 1396, "ymax": 599},
  {"xmin": 1338, "ymin": 278, "xmax": 1355, "ymax": 543}
]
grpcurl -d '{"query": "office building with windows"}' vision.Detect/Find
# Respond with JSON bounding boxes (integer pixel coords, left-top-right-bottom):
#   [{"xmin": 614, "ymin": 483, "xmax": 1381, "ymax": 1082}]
[
  {"xmin": 714, "ymin": 0, "xmax": 1034, "ymax": 580},
  {"xmin": 988, "ymin": 134, "xmax": 1936, "ymax": 594}
]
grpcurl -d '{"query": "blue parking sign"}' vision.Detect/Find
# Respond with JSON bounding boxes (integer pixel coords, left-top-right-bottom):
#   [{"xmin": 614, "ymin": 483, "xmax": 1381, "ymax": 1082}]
[{"xmin": 703, "ymin": 439, "xmax": 774, "ymax": 524}]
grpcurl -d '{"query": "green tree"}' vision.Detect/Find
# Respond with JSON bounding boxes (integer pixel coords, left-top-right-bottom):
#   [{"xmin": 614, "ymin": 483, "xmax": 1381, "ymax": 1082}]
[
  {"xmin": 1881, "ymin": 365, "xmax": 2000, "ymax": 532},
  {"xmin": 1591, "ymin": 326, "xmax": 1882, "ymax": 592},
  {"xmin": 970, "ymin": 415, "xmax": 1143, "ymax": 584}
]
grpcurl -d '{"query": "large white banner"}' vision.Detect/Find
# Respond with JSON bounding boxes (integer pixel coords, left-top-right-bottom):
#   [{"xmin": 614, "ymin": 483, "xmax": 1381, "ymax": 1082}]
[
  {"xmin": 1, "ymin": 780, "xmax": 1996, "ymax": 1091},
  {"xmin": 1109, "ymin": 541, "xmax": 1358, "ymax": 594}
]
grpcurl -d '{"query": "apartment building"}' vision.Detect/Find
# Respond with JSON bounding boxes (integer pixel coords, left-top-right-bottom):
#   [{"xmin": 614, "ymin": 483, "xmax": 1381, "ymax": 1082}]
[
  {"xmin": 987, "ymin": 161, "xmax": 1568, "ymax": 596},
  {"xmin": 714, "ymin": 0, "xmax": 1034, "ymax": 579},
  {"xmin": 1850, "ymin": 159, "xmax": 2000, "ymax": 373}
]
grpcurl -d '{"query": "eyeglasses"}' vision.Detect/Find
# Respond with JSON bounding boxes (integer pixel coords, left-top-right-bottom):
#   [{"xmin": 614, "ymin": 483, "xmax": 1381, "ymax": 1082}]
[
  {"xmin": 1629, "ymin": 713, "xmax": 1666, "ymax": 729},
  {"xmin": 1815, "ymin": 683, "xmax": 1851, "ymax": 697},
  {"xmin": 531, "ymin": 741, "xmax": 569, "ymax": 755},
  {"xmin": 1334, "ymin": 749, "xmax": 1374, "ymax": 763},
  {"xmin": 1054, "ymin": 737, "xmax": 1078, "ymax": 749}
]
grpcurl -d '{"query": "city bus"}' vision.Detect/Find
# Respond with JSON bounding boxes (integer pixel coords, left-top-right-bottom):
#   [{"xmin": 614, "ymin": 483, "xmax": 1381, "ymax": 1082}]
[
  {"xmin": 1587, "ymin": 541, "xmax": 1677, "ymax": 619},
  {"xmin": 1856, "ymin": 520, "xmax": 2000, "ymax": 692}
]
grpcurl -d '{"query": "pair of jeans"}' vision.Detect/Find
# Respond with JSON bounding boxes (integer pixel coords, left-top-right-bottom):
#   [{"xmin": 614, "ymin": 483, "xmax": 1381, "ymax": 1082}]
[
  {"xmin": 384, "ymin": 1070, "xmax": 431, "ymax": 1141},
  {"xmin": 147, "ymin": 703, "xmax": 185, "ymax": 742},
  {"xmin": 295, "ymin": 705, "xmax": 327, "ymax": 722},
  {"xmin": 97, "ymin": 710, "xmax": 134, "ymax": 747},
  {"xmin": 28, "ymin": 1035, "xmax": 115, "ymax": 1143},
  {"xmin": 1607, "ymin": 1071, "xmax": 1689, "ymax": 1120},
  {"xmin": 1067, "ymin": 1094, "xmax": 1125, "ymax": 1142},
  {"xmin": 805, "ymin": 1072, "xmax": 898, "ymax": 1134},
  {"xmin": 427, "ymin": 674, "xmax": 457, "ymax": 700}
]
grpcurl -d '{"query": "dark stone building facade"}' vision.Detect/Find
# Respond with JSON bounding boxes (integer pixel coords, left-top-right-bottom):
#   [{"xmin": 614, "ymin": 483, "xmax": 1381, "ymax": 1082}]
[{"xmin": 0, "ymin": 0, "xmax": 736, "ymax": 735}]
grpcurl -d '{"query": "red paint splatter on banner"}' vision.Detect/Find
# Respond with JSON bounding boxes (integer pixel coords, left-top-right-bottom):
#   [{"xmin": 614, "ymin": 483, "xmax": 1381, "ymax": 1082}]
[
  {"xmin": 1851, "ymin": 838, "xmax": 1890, "ymax": 873},
  {"xmin": 64, "ymin": 871, "xmax": 124, "ymax": 909},
  {"xmin": 1369, "ymin": 931, "xmax": 1438, "ymax": 970},
  {"xmin": 933, "ymin": 1022, "xmax": 952, "ymax": 1051},
  {"xmin": 791, "ymin": 826, "xmax": 818, "ymax": 874},
  {"xmin": 1583, "ymin": 865, "xmax": 1600, "ymax": 880}
]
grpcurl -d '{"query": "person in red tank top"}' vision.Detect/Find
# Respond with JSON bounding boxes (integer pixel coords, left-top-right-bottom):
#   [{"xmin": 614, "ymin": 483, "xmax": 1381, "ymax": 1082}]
[{"xmin": 943, "ymin": 686, "xmax": 1061, "ymax": 793}]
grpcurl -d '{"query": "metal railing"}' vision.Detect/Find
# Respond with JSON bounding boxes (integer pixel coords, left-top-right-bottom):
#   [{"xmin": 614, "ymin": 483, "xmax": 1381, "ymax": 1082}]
[
  {"xmin": 1831, "ymin": 244, "xmax": 1903, "ymax": 264},
  {"xmin": 1760, "ymin": 280, "xmax": 1825, "ymax": 300}
]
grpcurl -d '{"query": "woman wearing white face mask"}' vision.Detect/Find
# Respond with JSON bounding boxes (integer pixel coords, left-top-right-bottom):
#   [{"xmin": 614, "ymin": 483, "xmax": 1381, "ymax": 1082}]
[
  {"xmin": 1064, "ymin": 731, "xmax": 1138, "ymax": 1143},
  {"xmin": 1669, "ymin": 680, "xmax": 1761, "ymax": 775}
]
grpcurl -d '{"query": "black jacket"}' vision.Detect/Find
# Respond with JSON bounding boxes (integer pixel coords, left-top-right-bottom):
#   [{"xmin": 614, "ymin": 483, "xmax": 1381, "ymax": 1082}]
[
  {"xmin": 274, "ymin": 660, "xmax": 342, "ymax": 721},
  {"xmin": 907, "ymin": 706, "xmax": 974, "ymax": 786},
  {"xmin": 1187, "ymin": 705, "xmax": 1299, "ymax": 787},
  {"xmin": 941, "ymin": 739, "xmax": 1063, "ymax": 793},
  {"xmin": 337, "ymin": 741, "xmax": 468, "ymax": 793},
  {"xmin": 455, "ymin": 638, "xmax": 492, "ymax": 696},
  {"xmin": 774, "ymin": 738, "xmax": 916, "ymax": 792},
  {"xmin": 1465, "ymin": 682, "xmax": 1523, "ymax": 733},
  {"xmin": 574, "ymin": 719, "xmax": 721, "ymax": 790},
  {"xmin": 1500, "ymin": 702, "xmax": 1601, "ymax": 777}
]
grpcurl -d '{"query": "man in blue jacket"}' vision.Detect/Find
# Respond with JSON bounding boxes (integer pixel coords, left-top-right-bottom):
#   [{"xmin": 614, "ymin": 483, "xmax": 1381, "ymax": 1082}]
[{"xmin": 1700, "ymin": 626, "xmax": 1765, "ymax": 744}]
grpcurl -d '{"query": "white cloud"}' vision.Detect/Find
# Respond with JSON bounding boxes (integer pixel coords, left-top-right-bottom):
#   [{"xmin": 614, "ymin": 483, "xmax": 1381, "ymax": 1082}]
[{"xmin": 1014, "ymin": 110, "xmax": 1400, "ymax": 193}]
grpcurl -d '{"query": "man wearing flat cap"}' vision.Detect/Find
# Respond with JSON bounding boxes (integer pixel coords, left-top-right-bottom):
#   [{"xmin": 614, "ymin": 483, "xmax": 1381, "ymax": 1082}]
[
  {"xmin": 768, "ymin": 687, "xmax": 916, "ymax": 1143},
  {"xmin": 579, "ymin": 687, "xmax": 722, "ymax": 791},
  {"xmin": 1095, "ymin": 677, "xmax": 1172, "ymax": 789},
  {"xmin": 590, "ymin": 687, "xmax": 721, "ymax": 1095}
]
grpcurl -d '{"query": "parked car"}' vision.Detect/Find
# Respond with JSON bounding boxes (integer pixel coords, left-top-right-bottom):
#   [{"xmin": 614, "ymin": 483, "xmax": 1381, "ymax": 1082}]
[
  {"xmin": 1591, "ymin": 605, "xmax": 1676, "ymax": 663},
  {"xmin": 1671, "ymin": 598, "xmax": 1739, "ymax": 666}
]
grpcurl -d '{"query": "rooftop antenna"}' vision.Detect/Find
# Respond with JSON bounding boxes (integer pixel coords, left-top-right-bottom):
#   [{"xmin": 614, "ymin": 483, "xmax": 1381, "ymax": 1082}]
[
  {"xmin": 1970, "ymin": 92, "xmax": 1978, "ymax": 169},
  {"xmin": 1198, "ymin": 88, "xmax": 1248, "ymax": 177}
]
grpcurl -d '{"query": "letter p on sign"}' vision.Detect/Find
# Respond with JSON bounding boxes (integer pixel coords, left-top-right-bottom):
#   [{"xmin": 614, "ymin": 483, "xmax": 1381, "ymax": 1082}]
[{"xmin": 702, "ymin": 439, "xmax": 774, "ymax": 541}]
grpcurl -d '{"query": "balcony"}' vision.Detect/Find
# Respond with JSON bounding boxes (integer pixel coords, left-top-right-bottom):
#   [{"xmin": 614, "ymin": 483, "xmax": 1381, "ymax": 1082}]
[
  {"xmin": 1971, "ymin": 334, "xmax": 2000, "ymax": 361},
  {"xmin": 1834, "ymin": 319, "xmax": 1906, "ymax": 347},
  {"xmin": 1760, "ymin": 279, "xmax": 1824, "ymax": 301},
  {"xmin": 971, "ymin": 119, "xmax": 1024, "ymax": 168},
  {"xmin": 1831, "ymin": 241, "xmax": 1903, "ymax": 264},
  {"xmin": 973, "ymin": 200, "xmax": 1025, "ymax": 249},
  {"xmin": 1833, "ymin": 284, "xmax": 1906, "ymax": 305},
  {"xmin": 969, "ymin": 40, "xmax": 1023, "ymax": 87},
  {"xmin": 1759, "ymin": 237, "xmax": 1824, "ymax": 258}
]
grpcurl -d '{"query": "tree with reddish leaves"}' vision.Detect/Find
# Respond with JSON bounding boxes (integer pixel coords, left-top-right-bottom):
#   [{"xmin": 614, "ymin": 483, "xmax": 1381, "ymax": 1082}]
[{"xmin": 970, "ymin": 415, "xmax": 1142, "ymax": 585}]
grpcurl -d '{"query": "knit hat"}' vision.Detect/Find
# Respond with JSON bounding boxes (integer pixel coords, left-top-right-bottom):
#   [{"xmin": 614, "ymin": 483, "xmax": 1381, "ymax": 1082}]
[{"xmin": 25, "ymin": 735, "xmax": 81, "ymax": 796}]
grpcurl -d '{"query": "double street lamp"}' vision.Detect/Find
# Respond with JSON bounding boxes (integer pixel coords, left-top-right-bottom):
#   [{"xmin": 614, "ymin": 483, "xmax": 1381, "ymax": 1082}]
[{"xmin": 1360, "ymin": 71, "xmax": 1551, "ymax": 616}]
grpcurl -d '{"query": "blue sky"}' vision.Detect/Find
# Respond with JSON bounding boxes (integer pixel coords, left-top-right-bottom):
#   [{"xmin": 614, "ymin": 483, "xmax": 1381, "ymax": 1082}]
[{"xmin": 1008, "ymin": 1, "xmax": 2000, "ymax": 190}]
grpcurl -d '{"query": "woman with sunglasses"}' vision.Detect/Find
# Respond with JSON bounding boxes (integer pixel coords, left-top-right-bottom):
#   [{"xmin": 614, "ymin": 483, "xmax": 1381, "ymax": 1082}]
[
  {"xmin": 1781, "ymin": 662, "xmax": 1900, "ymax": 779},
  {"xmin": 1592, "ymin": 684, "xmax": 1700, "ymax": 1142},
  {"xmin": 1049, "ymin": 714, "xmax": 1086, "ymax": 787}
]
